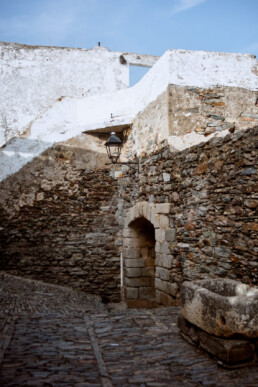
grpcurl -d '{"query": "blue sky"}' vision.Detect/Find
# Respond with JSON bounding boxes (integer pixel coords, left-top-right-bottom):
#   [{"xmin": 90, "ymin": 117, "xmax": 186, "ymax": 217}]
[{"xmin": 0, "ymin": 0, "xmax": 257, "ymax": 85}]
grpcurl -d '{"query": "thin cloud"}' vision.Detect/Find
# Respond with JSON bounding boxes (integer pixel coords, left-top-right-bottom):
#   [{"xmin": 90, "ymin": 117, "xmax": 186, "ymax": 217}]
[{"xmin": 169, "ymin": 0, "xmax": 208, "ymax": 15}]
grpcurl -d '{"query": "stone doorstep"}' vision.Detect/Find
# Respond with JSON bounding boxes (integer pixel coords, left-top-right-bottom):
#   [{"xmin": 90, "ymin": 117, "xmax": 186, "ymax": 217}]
[{"xmin": 178, "ymin": 315, "xmax": 258, "ymax": 368}]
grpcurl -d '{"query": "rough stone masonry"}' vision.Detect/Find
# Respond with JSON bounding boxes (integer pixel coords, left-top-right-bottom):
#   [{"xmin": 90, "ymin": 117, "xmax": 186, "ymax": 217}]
[
  {"xmin": 0, "ymin": 144, "xmax": 121, "ymax": 302},
  {"xmin": 1, "ymin": 126, "xmax": 257, "ymax": 306},
  {"xmin": 0, "ymin": 42, "xmax": 257, "ymax": 306},
  {"xmin": 121, "ymin": 126, "xmax": 258, "ymax": 306}
]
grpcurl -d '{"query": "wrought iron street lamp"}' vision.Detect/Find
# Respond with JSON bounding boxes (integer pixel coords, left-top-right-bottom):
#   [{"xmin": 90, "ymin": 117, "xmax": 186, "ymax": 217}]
[{"xmin": 105, "ymin": 132, "xmax": 139, "ymax": 171}]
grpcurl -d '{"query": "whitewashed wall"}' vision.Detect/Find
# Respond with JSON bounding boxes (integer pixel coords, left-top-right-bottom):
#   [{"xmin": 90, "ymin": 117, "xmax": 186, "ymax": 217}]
[
  {"xmin": 0, "ymin": 46, "xmax": 257, "ymax": 182},
  {"xmin": 168, "ymin": 50, "xmax": 258, "ymax": 90},
  {"xmin": 0, "ymin": 42, "xmax": 130, "ymax": 146}
]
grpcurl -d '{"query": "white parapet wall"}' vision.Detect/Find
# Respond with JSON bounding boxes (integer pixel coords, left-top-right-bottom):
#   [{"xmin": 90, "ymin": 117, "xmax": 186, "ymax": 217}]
[
  {"xmin": 0, "ymin": 42, "xmax": 130, "ymax": 146},
  {"xmin": 0, "ymin": 46, "xmax": 257, "ymax": 182},
  {"xmin": 168, "ymin": 49, "xmax": 258, "ymax": 90}
]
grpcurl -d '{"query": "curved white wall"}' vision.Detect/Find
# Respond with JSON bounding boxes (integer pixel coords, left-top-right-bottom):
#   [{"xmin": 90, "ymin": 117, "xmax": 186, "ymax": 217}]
[
  {"xmin": 0, "ymin": 42, "xmax": 129, "ymax": 146},
  {"xmin": 0, "ymin": 47, "xmax": 257, "ymax": 181}
]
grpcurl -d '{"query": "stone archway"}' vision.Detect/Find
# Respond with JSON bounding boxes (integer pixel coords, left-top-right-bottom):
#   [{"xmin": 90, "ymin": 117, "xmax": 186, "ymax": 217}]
[
  {"xmin": 123, "ymin": 201, "xmax": 179, "ymax": 308},
  {"xmin": 124, "ymin": 216, "xmax": 156, "ymax": 308}
]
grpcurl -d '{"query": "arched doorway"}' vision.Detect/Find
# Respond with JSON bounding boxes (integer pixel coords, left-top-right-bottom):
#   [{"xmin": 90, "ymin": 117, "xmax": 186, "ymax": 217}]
[
  {"xmin": 124, "ymin": 216, "xmax": 157, "ymax": 308},
  {"xmin": 123, "ymin": 201, "xmax": 179, "ymax": 308}
]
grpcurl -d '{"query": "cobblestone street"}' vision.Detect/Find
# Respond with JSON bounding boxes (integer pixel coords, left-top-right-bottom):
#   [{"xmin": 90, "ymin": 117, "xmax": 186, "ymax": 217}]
[{"xmin": 0, "ymin": 273, "xmax": 257, "ymax": 386}]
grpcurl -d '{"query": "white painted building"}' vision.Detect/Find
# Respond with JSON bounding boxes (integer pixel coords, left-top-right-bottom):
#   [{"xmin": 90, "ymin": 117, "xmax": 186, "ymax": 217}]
[{"xmin": 0, "ymin": 41, "xmax": 257, "ymax": 182}]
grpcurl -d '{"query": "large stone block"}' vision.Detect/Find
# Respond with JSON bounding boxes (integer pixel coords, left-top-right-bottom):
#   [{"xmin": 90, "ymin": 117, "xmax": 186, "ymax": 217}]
[
  {"xmin": 156, "ymin": 267, "xmax": 170, "ymax": 281},
  {"xmin": 125, "ymin": 267, "xmax": 142, "ymax": 277},
  {"xmin": 123, "ymin": 228, "xmax": 137, "ymax": 238},
  {"xmin": 178, "ymin": 316, "xmax": 255, "ymax": 366},
  {"xmin": 125, "ymin": 258, "xmax": 145, "ymax": 268},
  {"xmin": 155, "ymin": 253, "xmax": 163, "ymax": 266},
  {"xmin": 150, "ymin": 212, "xmax": 160, "ymax": 228},
  {"xmin": 125, "ymin": 287, "xmax": 139, "ymax": 299},
  {"xmin": 155, "ymin": 277, "xmax": 164, "ymax": 291},
  {"xmin": 162, "ymin": 254, "xmax": 174, "ymax": 269},
  {"xmin": 159, "ymin": 215, "xmax": 170, "ymax": 229},
  {"xmin": 125, "ymin": 277, "xmax": 151, "ymax": 287},
  {"xmin": 199, "ymin": 331, "xmax": 254, "ymax": 365},
  {"xmin": 155, "ymin": 228, "xmax": 165, "ymax": 242},
  {"xmin": 167, "ymin": 282, "xmax": 179, "ymax": 297},
  {"xmin": 160, "ymin": 242, "xmax": 170, "ymax": 255},
  {"xmin": 180, "ymin": 279, "xmax": 258, "ymax": 338},
  {"xmin": 123, "ymin": 248, "xmax": 140, "ymax": 259},
  {"xmin": 156, "ymin": 289, "xmax": 173, "ymax": 306},
  {"xmin": 123, "ymin": 238, "xmax": 141, "ymax": 248},
  {"xmin": 155, "ymin": 242, "xmax": 161, "ymax": 253},
  {"xmin": 146, "ymin": 203, "xmax": 154, "ymax": 221},
  {"xmin": 156, "ymin": 203, "xmax": 171, "ymax": 214}
]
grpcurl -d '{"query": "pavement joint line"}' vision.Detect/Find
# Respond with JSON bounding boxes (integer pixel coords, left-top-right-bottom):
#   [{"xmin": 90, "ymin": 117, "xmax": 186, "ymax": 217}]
[
  {"xmin": 84, "ymin": 314, "xmax": 113, "ymax": 387},
  {"xmin": 0, "ymin": 316, "xmax": 16, "ymax": 367}
]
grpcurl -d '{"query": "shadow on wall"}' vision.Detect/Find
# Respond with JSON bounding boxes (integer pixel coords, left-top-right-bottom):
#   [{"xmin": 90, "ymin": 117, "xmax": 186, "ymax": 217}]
[
  {"xmin": 0, "ymin": 137, "xmax": 52, "ymax": 182},
  {"xmin": 0, "ymin": 145, "xmax": 111, "ymax": 211},
  {"xmin": 0, "ymin": 133, "xmax": 110, "ymax": 183},
  {"xmin": 0, "ymin": 144, "xmax": 121, "ymax": 302}
]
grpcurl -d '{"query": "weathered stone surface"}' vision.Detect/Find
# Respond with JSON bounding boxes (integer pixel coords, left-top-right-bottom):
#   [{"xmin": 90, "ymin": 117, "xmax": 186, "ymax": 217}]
[
  {"xmin": 155, "ymin": 228, "xmax": 165, "ymax": 242},
  {"xmin": 124, "ymin": 258, "xmax": 145, "ymax": 268},
  {"xmin": 156, "ymin": 267, "xmax": 170, "ymax": 281},
  {"xmin": 159, "ymin": 214, "xmax": 170, "ymax": 229},
  {"xmin": 178, "ymin": 315, "xmax": 256, "ymax": 366},
  {"xmin": 0, "ymin": 151, "xmax": 121, "ymax": 302},
  {"xmin": 161, "ymin": 254, "xmax": 174, "ymax": 269},
  {"xmin": 165, "ymin": 228, "xmax": 176, "ymax": 242},
  {"xmin": 123, "ymin": 248, "xmax": 141, "ymax": 259},
  {"xmin": 180, "ymin": 279, "xmax": 258, "ymax": 338},
  {"xmin": 123, "ymin": 126, "xmax": 258, "ymax": 299},
  {"xmin": 125, "ymin": 287, "xmax": 139, "ymax": 299},
  {"xmin": 1, "ymin": 274, "xmax": 258, "ymax": 385},
  {"xmin": 125, "ymin": 267, "xmax": 142, "ymax": 278},
  {"xmin": 125, "ymin": 277, "xmax": 151, "ymax": 287}
]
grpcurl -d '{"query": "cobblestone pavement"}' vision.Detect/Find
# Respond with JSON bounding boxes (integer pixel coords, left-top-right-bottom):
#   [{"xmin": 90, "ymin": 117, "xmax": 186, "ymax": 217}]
[{"xmin": 0, "ymin": 273, "xmax": 257, "ymax": 386}]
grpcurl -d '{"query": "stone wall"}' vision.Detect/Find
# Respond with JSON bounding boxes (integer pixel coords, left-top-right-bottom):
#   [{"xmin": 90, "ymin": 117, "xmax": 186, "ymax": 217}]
[
  {"xmin": 0, "ymin": 144, "xmax": 121, "ymax": 302},
  {"xmin": 0, "ymin": 125, "xmax": 257, "ymax": 306},
  {"xmin": 123, "ymin": 85, "xmax": 258, "ymax": 157},
  {"xmin": 168, "ymin": 85, "xmax": 258, "ymax": 138},
  {"xmin": 126, "ymin": 91, "xmax": 169, "ymax": 158},
  {"xmin": 121, "ymin": 127, "xmax": 257, "ymax": 306}
]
